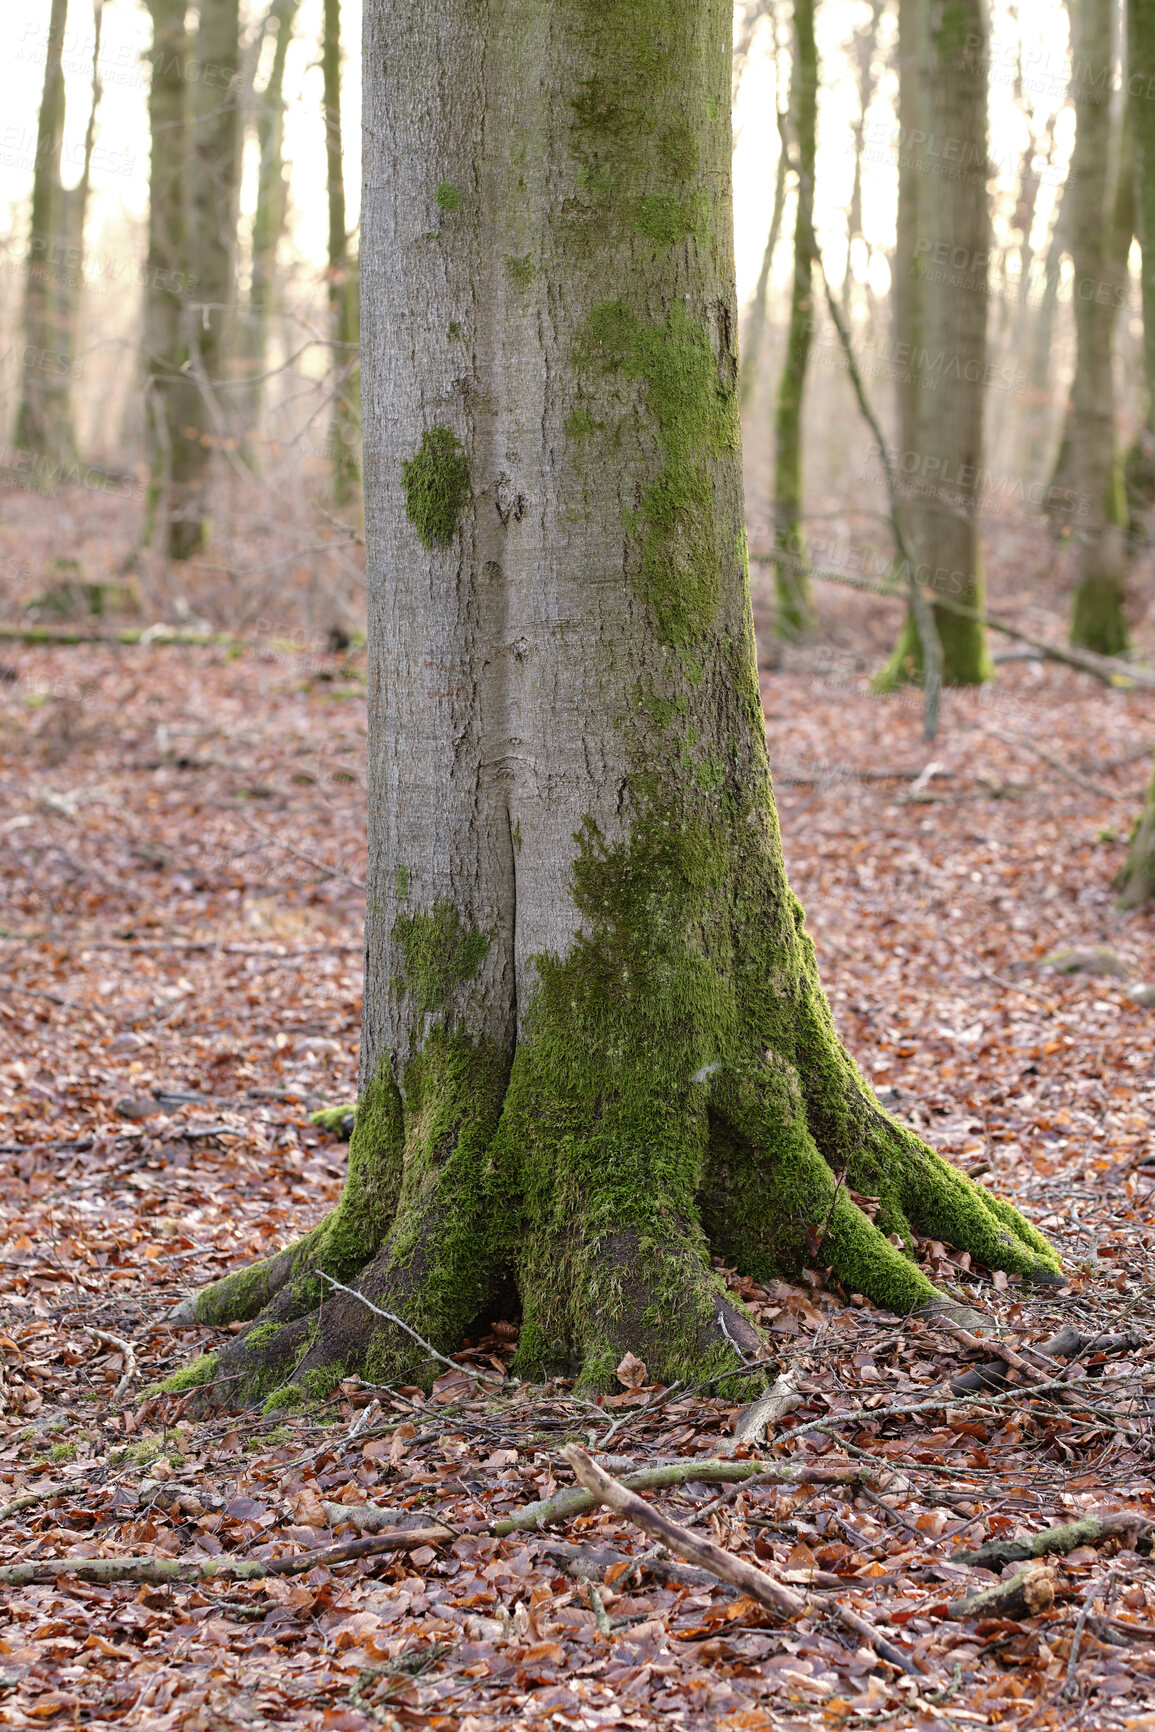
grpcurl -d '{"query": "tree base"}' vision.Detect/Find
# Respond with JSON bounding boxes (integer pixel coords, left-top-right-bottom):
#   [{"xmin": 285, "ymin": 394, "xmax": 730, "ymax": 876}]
[
  {"xmin": 167, "ymin": 1032, "xmax": 1062, "ymax": 1412},
  {"xmin": 873, "ymin": 602, "xmax": 992, "ymax": 693}
]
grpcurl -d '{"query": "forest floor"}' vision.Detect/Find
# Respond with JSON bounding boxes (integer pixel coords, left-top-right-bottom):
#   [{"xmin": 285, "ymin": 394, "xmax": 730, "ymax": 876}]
[{"xmin": 1, "ymin": 499, "xmax": 1155, "ymax": 1729}]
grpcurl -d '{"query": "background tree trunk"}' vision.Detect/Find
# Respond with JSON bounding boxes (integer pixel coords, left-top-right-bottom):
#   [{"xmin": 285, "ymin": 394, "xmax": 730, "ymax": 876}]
[
  {"xmin": 166, "ymin": 0, "xmax": 243, "ymax": 560},
  {"xmin": 237, "ymin": 0, "xmax": 300, "ymax": 449},
  {"xmin": 169, "ymin": 0, "xmax": 1059, "ymax": 1410},
  {"xmin": 1067, "ymin": 0, "xmax": 1129, "ymax": 654},
  {"xmin": 16, "ymin": 0, "xmax": 73, "ymax": 466},
  {"xmin": 771, "ymin": 0, "xmax": 817, "ymax": 638},
  {"xmin": 876, "ymin": 0, "xmax": 991, "ymax": 690},
  {"xmin": 1119, "ymin": 0, "xmax": 1155, "ymax": 906},
  {"xmin": 142, "ymin": 0, "xmax": 190, "ymax": 548},
  {"xmin": 323, "ymin": 0, "xmax": 360, "ymax": 504}
]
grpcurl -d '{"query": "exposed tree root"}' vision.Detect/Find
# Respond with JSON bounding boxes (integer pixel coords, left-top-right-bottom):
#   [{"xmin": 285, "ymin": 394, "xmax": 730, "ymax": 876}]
[{"xmin": 167, "ymin": 851, "xmax": 1061, "ymax": 1410}]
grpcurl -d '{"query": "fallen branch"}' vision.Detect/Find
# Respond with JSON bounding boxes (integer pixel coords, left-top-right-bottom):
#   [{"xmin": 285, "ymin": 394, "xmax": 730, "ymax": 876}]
[
  {"xmin": 236, "ymin": 812, "xmax": 366, "ymax": 891},
  {"xmin": 949, "ymin": 1562, "xmax": 1056, "ymax": 1621},
  {"xmin": 955, "ymin": 1512, "xmax": 1151, "ymax": 1571},
  {"xmin": 563, "ymin": 1444, "xmax": 919, "ymax": 1676},
  {"xmin": 0, "ymin": 1524, "xmax": 454, "ymax": 1587},
  {"xmin": 749, "ymin": 557, "xmax": 1155, "ymax": 690},
  {"xmin": 322, "ymin": 1455, "xmax": 877, "ymax": 1540},
  {"xmin": 495, "ymin": 1453, "xmax": 878, "ymax": 1534},
  {"xmin": 724, "ymin": 1370, "xmax": 802, "ymax": 1452}
]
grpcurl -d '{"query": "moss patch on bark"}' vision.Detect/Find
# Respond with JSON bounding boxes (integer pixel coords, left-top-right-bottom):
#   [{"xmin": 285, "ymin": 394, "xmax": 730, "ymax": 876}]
[{"xmin": 401, "ymin": 427, "xmax": 470, "ymax": 549}]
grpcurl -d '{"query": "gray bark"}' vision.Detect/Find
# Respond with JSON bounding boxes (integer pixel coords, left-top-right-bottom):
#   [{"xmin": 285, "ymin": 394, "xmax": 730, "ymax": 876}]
[{"xmin": 16, "ymin": 0, "xmax": 72, "ymax": 464}]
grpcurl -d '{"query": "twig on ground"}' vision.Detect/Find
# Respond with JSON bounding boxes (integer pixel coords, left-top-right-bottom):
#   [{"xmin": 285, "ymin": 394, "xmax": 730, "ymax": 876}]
[
  {"xmin": 316, "ymin": 1272, "xmax": 501, "ymax": 1384},
  {"xmin": 326, "ymin": 1455, "xmax": 878, "ymax": 1538},
  {"xmin": 975, "ymin": 723, "xmax": 1128, "ymax": 801},
  {"xmin": 236, "ymin": 812, "xmax": 366, "ymax": 890},
  {"xmin": 1066, "ymin": 1570, "xmax": 1117, "ymax": 1696},
  {"xmin": 956, "ymin": 1512, "xmax": 1151, "ymax": 1571},
  {"xmin": 83, "ymin": 1325, "xmax": 138, "ymax": 1403},
  {"xmin": 0, "ymin": 1524, "xmax": 455, "ymax": 1587},
  {"xmin": 562, "ymin": 1444, "xmax": 920, "ymax": 1676}
]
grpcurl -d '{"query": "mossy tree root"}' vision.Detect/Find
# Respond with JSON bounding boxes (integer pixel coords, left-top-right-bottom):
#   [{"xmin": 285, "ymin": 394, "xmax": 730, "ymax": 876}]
[{"xmin": 169, "ymin": 994, "xmax": 1061, "ymax": 1414}]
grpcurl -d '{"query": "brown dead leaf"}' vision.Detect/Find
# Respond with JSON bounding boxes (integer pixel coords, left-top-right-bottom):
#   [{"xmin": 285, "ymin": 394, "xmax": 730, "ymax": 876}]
[{"xmin": 615, "ymin": 1351, "xmax": 649, "ymax": 1388}]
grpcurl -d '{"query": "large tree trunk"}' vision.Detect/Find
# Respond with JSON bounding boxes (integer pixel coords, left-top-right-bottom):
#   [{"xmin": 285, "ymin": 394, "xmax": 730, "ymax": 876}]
[
  {"xmin": 322, "ymin": 0, "xmax": 360, "ymax": 504},
  {"xmin": 166, "ymin": 0, "xmax": 243, "ymax": 560},
  {"xmin": 876, "ymin": 0, "xmax": 991, "ymax": 690},
  {"xmin": 771, "ymin": 0, "xmax": 817, "ymax": 639},
  {"xmin": 15, "ymin": 0, "xmax": 73, "ymax": 466},
  {"xmin": 1068, "ymin": 0, "xmax": 1129, "ymax": 654},
  {"xmin": 169, "ymin": 0, "xmax": 1060, "ymax": 1410}
]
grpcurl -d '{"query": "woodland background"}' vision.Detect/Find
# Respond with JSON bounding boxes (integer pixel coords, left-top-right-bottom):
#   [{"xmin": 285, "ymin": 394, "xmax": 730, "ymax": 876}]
[{"xmin": 1, "ymin": 1, "xmax": 1155, "ymax": 1729}]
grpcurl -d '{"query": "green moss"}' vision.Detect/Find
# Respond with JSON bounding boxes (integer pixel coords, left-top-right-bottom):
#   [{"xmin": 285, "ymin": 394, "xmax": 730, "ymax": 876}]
[
  {"xmin": 261, "ymin": 1383, "xmax": 306, "ymax": 1415},
  {"xmin": 394, "ymin": 898, "xmax": 489, "ymax": 1013},
  {"xmin": 309, "ymin": 1103, "xmax": 355, "ymax": 1136},
  {"xmin": 1070, "ymin": 574, "xmax": 1130, "ymax": 657},
  {"xmin": 564, "ymin": 406, "xmax": 602, "ymax": 441},
  {"xmin": 402, "ymin": 427, "xmax": 470, "ymax": 550},
  {"xmin": 394, "ymin": 864, "xmax": 411, "ymax": 900},
  {"xmin": 504, "ymin": 254, "xmax": 535, "ymax": 291},
  {"xmin": 50, "ymin": 1442, "xmax": 77, "ymax": 1463},
  {"xmin": 435, "ymin": 182, "xmax": 462, "ymax": 211},
  {"xmin": 636, "ymin": 192, "xmax": 702, "ymax": 246},
  {"xmin": 245, "ymin": 1322, "xmax": 283, "ymax": 1351},
  {"xmin": 576, "ymin": 301, "xmax": 738, "ymax": 646},
  {"xmin": 302, "ymin": 1366, "xmax": 344, "ymax": 1402},
  {"xmin": 161, "ymin": 1352, "xmax": 218, "ymax": 1394}
]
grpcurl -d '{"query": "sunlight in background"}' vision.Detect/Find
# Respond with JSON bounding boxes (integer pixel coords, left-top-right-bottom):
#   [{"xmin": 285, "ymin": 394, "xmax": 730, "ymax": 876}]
[{"xmin": 2, "ymin": 0, "xmax": 1082, "ymax": 306}]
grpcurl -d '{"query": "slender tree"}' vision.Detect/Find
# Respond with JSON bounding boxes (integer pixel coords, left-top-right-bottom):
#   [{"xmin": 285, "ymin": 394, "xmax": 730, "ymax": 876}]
[
  {"xmin": 876, "ymin": 0, "xmax": 991, "ymax": 690},
  {"xmin": 771, "ymin": 0, "xmax": 818, "ymax": 638},
  {"xmin": 166, "ymin": 0, "xmax": 243, "ymax": 560},
  {"xmin": 1117, "ymin": 0, "xmax": 1155, "ymax": 907},
  {"xmin": 1067, "ymin": 0, "xmax": 1129, "ymax": 654},
  {"xmin": 238, "ymin": 0, "xmax": 301, "ymax": 443},
  {"xmin": 16, "ymin": 0, "xmax": 72, "ymax": 465},
  {"xmin": 322, "ymin": 0, "xmax": 360, "ymax": 502},
  {"xmin": 141, "ymin": 0, "xmax": 191, "ymax": 549},
  {"xmin": 168, "ymin": 0, "xmax": 1060, "ymax": 1406}
]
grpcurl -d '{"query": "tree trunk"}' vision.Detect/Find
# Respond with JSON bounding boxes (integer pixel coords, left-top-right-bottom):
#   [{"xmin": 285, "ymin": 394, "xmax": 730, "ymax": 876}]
[
  {"xmin": 169, "ymin": 0, "xmax": 1060, "ymax": 1411},
  {"xmin": 739, "ymin": 144, "xmax": 787, "ymax": 409},
  {"xmin": 166, "ymin": 0, "xmax": 243, "ymax": 560},
  {"xmin": 1133, "ymin": 0, "xmax": 1155, "ymax": 423},
  {"xmin": 323, "ymin": 0, "xmax": 360, "ymax": 503},
  {"xmin": 876, "ymin": 0, "xmax": 991, "ymax": 690},
  {"xmin": 141, "ymin": 0, "xmax": 191, "ymax": 550},
  {"xmin": 237, "ymin": 0, "xmax": 300, "ymax": 447},
  {"xmin": 771, "ymin": 0, "xmax": 817, "ymax": 639},
  {"xmin": 1118, "ymin": 759, "xmax": 1155, "ymax": 907},
  {"xmin": 16, "ymin": 0, "xmax": 73, "ymax": 466},
  {"xmin": 1068, "ymin": 0, "xmax": 1128, "ymax": 654}
]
